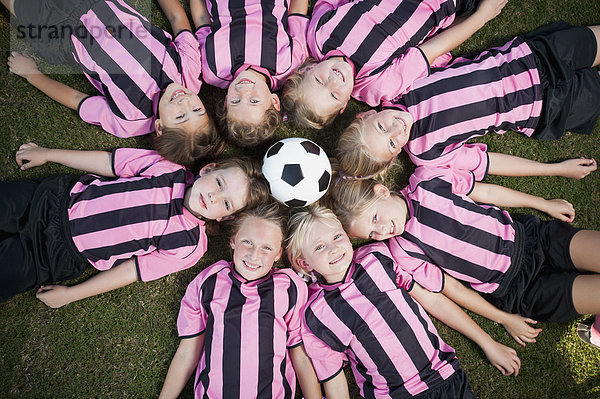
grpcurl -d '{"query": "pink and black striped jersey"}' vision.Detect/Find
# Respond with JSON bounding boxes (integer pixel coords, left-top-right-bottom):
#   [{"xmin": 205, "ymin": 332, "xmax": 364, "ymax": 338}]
[
  {"xmin": 384, "ymin": 36, "xmax": 543, "ymax": 171},
  {"xmin": 73, "ymin": 0, "xmax": 203, "ymax": 137},
  {"xmin": 177, "ymin": 261, "xmax": 307, "ymax": 398},
  {"xmin": 302, "ymin": 242, "xmax": 459, "ymax": 398},
  {"xmin": 307, "ymin": 0, "xmax": 456, "ymax": 106},
  {"xmin": 195, "ymin": 0, "xmax": 309, "ymax": 90},
  {"xmin": 387, "ymin": 167, "xmax": 516, "ymax": 294},
  {"xmin": 67, "ymin": 148, "xmax": 207, "ymax": 282}
]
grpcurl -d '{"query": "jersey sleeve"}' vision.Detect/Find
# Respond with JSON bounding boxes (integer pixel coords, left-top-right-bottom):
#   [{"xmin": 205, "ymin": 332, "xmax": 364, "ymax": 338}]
[
  {"xmin": 352, "ymin": 47, "xmax": 430, "ymax": 106},
  {"xmin": 78, "ymin": 96, "xmax": 154, "ymax": 137},
  {"xmin": 412, "ymin": 166, "xmax": 476, "ymax": 196},
  {"xmin": 312, "ymin": 0, "xmax": 350, "ymax": 16},
  {"xmin": 301, "ymin": 312, "xmax": 348, "ymax": 382},
  {"xmin": 135, "ymin": 231, "xmax": 208, "ymax": 282},
  {"xmin": 409, "ymin": 143, "xmax": 489, "ymax": 181},
  {"xmin": 386, "ymin": 236, "xmax": 445, "ymax": 293},
  {"xmin": 177, "ymin": 272, "xmax": 209, "ymax": 338},
  {"xmin": 284, "ymin": 270, "xmax": 309, "ymax": 348},
  {"xmin": 174, "ymin": 30, "xmax": 203, "ymax": 93},
  {"xmin": 287, "ymin": 15, "xmax": 310, "ymax": 71},
  {"xmin": 111, "ymin": 148, "xmax": 169, "ymax": 177}
]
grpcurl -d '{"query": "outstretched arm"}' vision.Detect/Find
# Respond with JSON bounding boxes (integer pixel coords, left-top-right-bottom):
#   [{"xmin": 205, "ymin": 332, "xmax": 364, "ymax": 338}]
[
  {"xmin": 16, "ymin": 142, "xmax": 115, "ymax": 176},
  {"xmin": 190, "ymin": 0, "xmax": 211, "ymax": 28},
  {"xmin": 442, "ymin": 274, "xmax": 542, "ymax": 347},
  {"xmin": 469, "ymin": 182, "xmax": 576, "ymax": 222},
  {"xmin": 488, "ymin": 153, "xmax": 597, "ymax": 179},
  {"xmin": 157, "ymin": 0, "xmax": 192, "ymax": 35},
  {"xmin": 36, "ymin": 258, "xmax": 138, "ymax": 308},
  {"xmin": 410, "ymin": 283, "xmax": 521, "ymax": 376},
  {"xmin": 159, "ymin": 335, "xmax": 204, "ymax": 399},
  {"xmin": 288, "ymin": 0, "xmax": 309, "ymax": 14},
  {"xmin": 419, "ymin": 0, "xmax": 507, "ymax": 64},
  {"xmin": 290, "ymin": 344, "xmax": 322, "ymax": 399},
  {"xmin": 8, "ymin": 52, "xmax": 87, "ymax": 110}
]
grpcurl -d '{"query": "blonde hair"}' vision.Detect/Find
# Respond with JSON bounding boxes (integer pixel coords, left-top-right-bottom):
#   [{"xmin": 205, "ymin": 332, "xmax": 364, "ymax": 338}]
[
  {"xmin": 336, "ymin": 117, "xmax": 395, "ymax": 178},
  {"xmin": 218, "ymin": 102, "xmax": 282, "ymax": 148},
  {"xmin": 153, "ymin": 116, "xmax": 223, "ymax": 169},
  {"xmin": 286, "ymin": 206, "xmax": 341, "ymax": 277},
  {"xmin": 230, "ymin": 201, "xmax": 289, "ymax": 247},
  {"xmin": 282, "ymin": 59, "xmax": 341, "ymax": 130},
  {"xmin": 325, "ymin": 177, "xmax": 384, "ymax": 233}
]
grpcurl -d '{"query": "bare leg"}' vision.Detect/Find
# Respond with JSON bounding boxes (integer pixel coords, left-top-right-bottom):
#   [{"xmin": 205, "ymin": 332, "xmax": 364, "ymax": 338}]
[
  {"xmin": 0, "ymin": 0, "xmax": 15, "ymax": 17},
  {"xmin": 570, "ymin": 230, "xmax": 600, "ymax": 273},
  {"xmin": 588, "ymin": 25, "xmax": 600, "ymax": 67},
  {"xmin": 572, "ymin": 275, "xmax": 600, "ymax": 315}
]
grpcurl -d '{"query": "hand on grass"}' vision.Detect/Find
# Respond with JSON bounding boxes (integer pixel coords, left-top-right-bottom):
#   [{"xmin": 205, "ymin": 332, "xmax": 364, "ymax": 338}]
[
  {"xmin": 476, "ymin": 0, "xmax": 508, "ymax": 22},
  {"xmin": 543, "ymin": 199, "xmax": 575, "ymax": 223},
  {"xmin": 8, "ymin": 52, "xmax": 39, "ymax": 79},
  {"xmin": 16, "ymin": 142, "xmax": 50, "ymax": 170},
  {"xmin": 557, "ymin": 158, "xmax": 597, "ymax": 179},
  {"xmin": 501, "ymin": 314, "xmax": 542, "ymax": 347},
  {"xmin": 36, "ymin": 285, "xmax": 72, "ymax": 308},
  {"xmin": 483, "ymin": 340, "xmax": 521, "ymax": 377}
]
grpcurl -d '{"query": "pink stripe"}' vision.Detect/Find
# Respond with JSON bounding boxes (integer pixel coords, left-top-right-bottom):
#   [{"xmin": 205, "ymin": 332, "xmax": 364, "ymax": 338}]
[
  {"xmin": 272, "ymin": 278, "xmax": 291, "ymax": 396},
  {"xmin": 206, "ymin": 276, "xmax": 230, "ymax": 396},
  {"xmin": 239, "ymin": 285, "xmax": 260, "ymax": 394}
]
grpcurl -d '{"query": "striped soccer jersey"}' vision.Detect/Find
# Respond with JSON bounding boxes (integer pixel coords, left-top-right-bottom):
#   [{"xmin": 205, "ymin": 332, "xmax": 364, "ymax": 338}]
[
  {"xmin": 177, "ymin": 261, "xmax": 308, "ymax": 399},
  {"xmin": 73, "ymin": 0, "xmax": 203, "ymax": 137},
  {"xmin": 195, "ymin": 0, "xmax": 309, "ymax": 90},
  {"xmin": 302, "ymin": 242, "xmax": 459, "ymax": 398},
  {"xmin": 67, "ymin": 148, "xmax": 207, "ymax": 282},
  {"xmin": 385, "ymin": 36, "xmax": 542, "ymax": 172},
  {"xmin": 307, "ymin": 0, "xmax": 456, "ymax": 106},
  {"xmin": 386, "ymin": 166, "xmax": 516, "ymax": 295}
]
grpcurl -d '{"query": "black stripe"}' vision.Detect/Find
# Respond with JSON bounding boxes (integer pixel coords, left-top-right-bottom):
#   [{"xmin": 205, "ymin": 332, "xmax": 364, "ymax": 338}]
[
  {"xmin": 260, "ymin": 1, "xmax": 278, "ymax": 74},
  {"xmin": 257, "ymin": 278, "xmax": 275, "ymax": 398},
  {"xmin": 228, "ymin": 0, "xmax": 247, "ymax": 76},
  {"xmin": 204, "ymin": 0, "xmax": 222, "ymax": 78},
  {"xmin": 80, "ymin": 226, "xmax": 200, "ymax": 262},
  {"xmin": 222, "ymin": 275, "xmax": 244, "ymax": 398},
  {"xmin": 198, "ymin": 273, "xmax": 218, "ymax": 394}
]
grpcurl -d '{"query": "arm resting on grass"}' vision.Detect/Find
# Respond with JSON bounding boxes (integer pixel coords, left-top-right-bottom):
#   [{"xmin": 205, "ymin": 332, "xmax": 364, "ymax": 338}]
[
  {"xmin": 159, "ymin": 335, "xmax": 204, "ymax": 399},
  {"xmin": 15, "ymin": 143, "xmax": 115, "ymax": 176},
  {"xmin": 36, "ymin": 258, "xmax": 138, "ymax": 308},
  {"xmin": 488, "ymin": 153, "xmax": 597, "ymax": 179},
  {"xmin": 442, "ymin": 274, "xmax": 541, "ymax": 346},
  {"xmin": 8, "ymin": 52, "xmax": 87, "ymax": 110},
  {"xmin": 290, "ymin": 344, "xmax": 322, "ymax": 399},
  {"xmin": 409, "ymin": 283, "xmax": 521, "ymax": 376},
  {"xmin": 157, "ymin": 0, "xmax": 192, "ymax": 35},
  {"xmin": 469, "ymin": 182, "xmax": 576, "ymax": 222}
]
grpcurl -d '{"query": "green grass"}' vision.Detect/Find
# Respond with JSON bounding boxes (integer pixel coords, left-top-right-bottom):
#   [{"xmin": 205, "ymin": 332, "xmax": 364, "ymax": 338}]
[{"xmin": 1, "ymin": 0, "xmax": 600, "ymax": 398}]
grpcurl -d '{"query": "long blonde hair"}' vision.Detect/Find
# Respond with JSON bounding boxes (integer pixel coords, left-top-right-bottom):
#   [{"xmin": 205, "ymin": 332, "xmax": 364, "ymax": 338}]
[{"xmin": 325, "ymin": 177, "xmax": 384, "ymax": 233}]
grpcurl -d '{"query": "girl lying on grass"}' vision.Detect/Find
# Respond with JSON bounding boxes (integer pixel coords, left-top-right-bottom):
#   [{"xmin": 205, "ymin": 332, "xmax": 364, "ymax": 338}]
[
  {"xmin": 5, "ymin": 0, "xmax": 221, "ymax": 168},
  {"xmin": 0, "ymin": 142, "xmax": 269, "ymax": 307},
  {"xmin": 160, "ymin": 202, "xmax": 320, "ymax": 399}
]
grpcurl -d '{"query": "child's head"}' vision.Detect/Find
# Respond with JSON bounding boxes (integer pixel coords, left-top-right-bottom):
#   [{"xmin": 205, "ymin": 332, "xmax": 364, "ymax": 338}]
[
  {"xmin": 185, "ymin": 157, "xmax": 270, "ymax": 222},
  {"xmin": 155, "ymin": 83, "xmax": 220, "ymax": 166},
  {"xmin": 336, "ymin": 109, "xmax": 413, "ymax": 177},
  {"xmin": 222, "ymin": 69, "xmax": 282, "ymax": 147},
  {"xmin": 282, "ymin": 57, "xmax": 353, "ymax": 129},
  {"xmin": 286, "ymin": 206, "xmax": 353, "ymax": 284},
  {"xmin": 229, "ymin": 201, "xmax": 288, "ymax": 280},
  {"xmin": 327, "ymin": 177, "xmax": 408, "ymax": 241}
]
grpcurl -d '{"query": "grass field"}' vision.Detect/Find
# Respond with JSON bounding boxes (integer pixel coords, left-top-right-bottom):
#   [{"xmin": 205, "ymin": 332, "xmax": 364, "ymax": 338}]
[{"xmin": 1, "ymin": 0, "xmax": 600, "ymax": 398}]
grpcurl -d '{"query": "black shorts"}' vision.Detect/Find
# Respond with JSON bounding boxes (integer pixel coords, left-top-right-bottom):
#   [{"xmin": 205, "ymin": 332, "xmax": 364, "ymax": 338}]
[
  {"xmin": 488, "ymin": 215, "xmax": 581, "ymax": 323},
  {"xmin": 14, "ymin": 0, "xmax": 97, "ymax": 65},
  {"xmin": 414, "ymin": 369, "xmax": 475, "ymax": 399},
  {"xmin": 0, "ymin": 175, "xmax": 89, "ymax": 302},
  {"xmin": 524, "ymin": 21, "xmax": 600, "ymax": 139}
]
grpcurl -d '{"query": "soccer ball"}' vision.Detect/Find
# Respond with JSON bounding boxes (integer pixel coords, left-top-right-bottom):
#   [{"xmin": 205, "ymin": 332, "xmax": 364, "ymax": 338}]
[{"xmin": 262, "ymin": 138, "xmax": 332, "ymax": 207}]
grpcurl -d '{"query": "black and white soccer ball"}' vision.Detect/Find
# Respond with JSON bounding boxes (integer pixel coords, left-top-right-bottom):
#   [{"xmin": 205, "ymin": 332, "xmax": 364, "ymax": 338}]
[{"xmin": 262, "ymin": 138, "xmax": 332, "ymax": 207}]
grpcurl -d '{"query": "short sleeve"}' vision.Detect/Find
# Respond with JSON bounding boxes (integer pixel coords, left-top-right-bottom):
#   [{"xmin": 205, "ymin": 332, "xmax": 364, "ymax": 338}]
[
  {"xmin": 174, "ymin": 30, "xmax": 203, "ymax": 94},
  {"xmin": 284, "ymin": 271, "xmax": 309, "ymax": 348},
  {"xmin": 301, "ymin": 316, "xmax": 347, "ymax": 382},
  {"xmin": 285, "ymin": 15, "xmax": 310, "ymax": 85},
  {"xmin": 409, "ymin": 143, "xmax": 489, "ymax": 181},
  {"xmin": 177, "ymin": 273, "xmax": 209, "ymax": 338},
  {"xmin": 412, "ymin": 166, "xmax": 475, "ymax": 196},
  {"xmin": 112, "ymin": 148, "xmax": 168, "ymax": 177},
  {"xmin": 195, "ymin": 25, "xmax": 211, "ymax": 49},
  {"xmin": 352, "ymin": 47, "xmax": 429, "ymax": 106},
  {"xmin": 312, "ymin": 0, "xmax": 350, "ymax": 16},
  {"xmin": 78, "ymin": 96, "xmax": 154, "ymax": 137}
]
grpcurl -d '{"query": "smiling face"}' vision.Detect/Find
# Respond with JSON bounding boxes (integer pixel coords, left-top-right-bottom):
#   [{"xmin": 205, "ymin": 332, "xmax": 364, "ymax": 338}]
[
  {"xmin": 299, "ymin": 57, "xmax": 353, "ymax": 120},
  {"xmin": 185, "ymin": 165, "xmax": 249, "ymax": 221},
  {"xmin": 226, "ymin": 69, "xmax": 280, "ymax": 125},
  {"xmin": 297, "ymin": 218, "xmax": 354, "ymax": 284},
  {"xmin": 230, "ymin": 216, "xmax": 283, "ymax": 281},
  {"xmin": 156, "ymin": 83, "xmax": 211, "ymax": 134},
  {"xmin": 361, "ymin": 109, "xmax": 413, "ymax": 163},
  {"xmin": 347, "ymin": 185, "xmax": 409, "ymax": 241}
]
